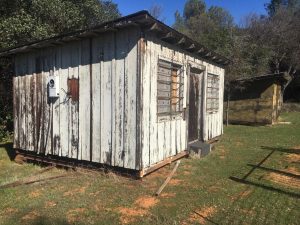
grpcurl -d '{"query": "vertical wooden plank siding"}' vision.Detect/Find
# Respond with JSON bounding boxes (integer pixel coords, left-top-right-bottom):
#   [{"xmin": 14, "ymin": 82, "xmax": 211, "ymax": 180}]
[
  {"xmin": 28, "ymin": 53, "xmax": 35, "ymax": 152},
  {"xmin": 79, "ymin": 39, "xmax": 91, "ymax": 161},
  {"xmin": 60, "ymin": 45, "xmax": 70, "ymax": 157},
  {"xmin": 91, "ymin": 37, "xmax": 102, "ymax": 163},
  {"xmin": 12, "ymin": 27, "xmax": 224, "ymax": 171},
  {"xmin": 19, "ymin": 55, "xmax": 26, "ymax": 151},
  {"xmin": 69, "ymin": 43, "xmax": 80, "ymax": 159},
  {"xmin": 140, "ymin": 34, "xmax": 225, "ymax": 168},
  {"xmin": 43, "ymin": 50, "xmax": 52, "ymax": 155},
  {"xmin": 141, "ymin": 38, "xmax": 151, "ymax": 168},
  {"xmin": 100, "ymin": 32, "xmax": 113, "ymax": 165},
  {"xmin": 13, "ymin": 28, "xmax": 140, "ymax": 169},
  {"xmin": 52, "ymin": 47, "xmax": 61, "ymax": 156},
  {"xmin": 124, "ymin": 28, "xmax": 138, "ymax": 169},
  {"xmin": 113, "ymin": 30, "xmax": 125, "ymax": 167}
]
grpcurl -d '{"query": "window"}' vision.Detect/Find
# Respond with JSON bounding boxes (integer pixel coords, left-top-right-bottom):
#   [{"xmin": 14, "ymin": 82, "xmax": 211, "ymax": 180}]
[
  {"xmin": 157, "ymin": 59, "xmax": 184, "ymax": 118},
  {"xmin": 206, "ymin": 74, "xmax": 219, "ymax": 113}
]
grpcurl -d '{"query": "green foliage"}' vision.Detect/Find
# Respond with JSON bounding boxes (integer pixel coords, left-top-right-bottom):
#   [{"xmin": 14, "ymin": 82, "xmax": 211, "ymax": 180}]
[
  {"xmin": 265, "ymin": 0, "xmax": 300, "ymax": 16},
  {"xmin": 183, "ymin": 0, "xmax": 206, "ymax": 19},
  {"xmin": 174, "ymin": 1, "xmax": 234, "ymax": 55},
  {"xmin": 0, "ymin": 0, "xmax": 120, "ymax": 141},
  {"xmin": 0, "ymin": 59, "xmax": 13, "ymax": 142},
  {"xmin": 0, "ymin": 0, "xmax": 120, "ymax": 49},
  {"xmin": 173, "ymin": 0, "xmax": 299, "ymax": 84}
]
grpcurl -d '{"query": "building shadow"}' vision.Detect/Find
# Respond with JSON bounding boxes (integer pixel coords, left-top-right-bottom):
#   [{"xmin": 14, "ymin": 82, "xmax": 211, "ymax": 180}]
[
  {"xmin": 0, "ymin": 142, "xmax": 16, "ymax": 161},
  {"xmin": 229, "ymin": 176, "xmax": 300, "ymax": 199},
  {"xmin": 261, "ymin": 146, "xmax": 300, "ymax": 154},
  {"xmin": 229, "ymin": 146, "xmax": 300, "ymax": 199}
]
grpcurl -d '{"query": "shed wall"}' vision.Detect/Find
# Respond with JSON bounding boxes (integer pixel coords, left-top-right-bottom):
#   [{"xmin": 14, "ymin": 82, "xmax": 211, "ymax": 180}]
[
  {"xmin": 13, "ymin": 27, "xmax": 141, "ymax": 170},
  {"xmin": 140, "ymin": 34, "xmax": 224, "ymax": 169},
  {"xmin": 226, "ymin": 83, "xmax": 281, "ymax": 124}
]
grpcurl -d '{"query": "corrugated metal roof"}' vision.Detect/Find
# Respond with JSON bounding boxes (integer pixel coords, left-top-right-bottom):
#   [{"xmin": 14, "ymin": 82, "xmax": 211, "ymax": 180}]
[{"xmin": 0, "ymin": 10, "xmax": 230, "ymax": 66}]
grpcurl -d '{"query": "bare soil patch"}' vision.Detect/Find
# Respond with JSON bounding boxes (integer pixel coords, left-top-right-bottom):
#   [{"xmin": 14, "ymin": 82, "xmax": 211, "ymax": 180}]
[
  {"xmin": 117, "ymin": 195, "xmax": 159, "ymax": 224},
  {"xmin": 135, "ymin": 196, "xmax": 159, "ymax": 209},
  {"xmin": 182, "ymin": 206, "xmax": 216, "ymax": 225}
]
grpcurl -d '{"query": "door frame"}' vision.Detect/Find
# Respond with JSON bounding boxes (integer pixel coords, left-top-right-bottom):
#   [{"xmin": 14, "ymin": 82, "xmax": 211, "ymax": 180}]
[{"xmin": 186, "ymin": 61, "xmax": 206, "ymax": 145}]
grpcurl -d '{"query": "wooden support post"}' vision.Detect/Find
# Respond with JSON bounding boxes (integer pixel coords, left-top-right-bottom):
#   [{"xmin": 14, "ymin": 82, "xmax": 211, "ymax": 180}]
[{"xmin": 155, "ymin": 160, "xmax": 181, "ymax": 196}]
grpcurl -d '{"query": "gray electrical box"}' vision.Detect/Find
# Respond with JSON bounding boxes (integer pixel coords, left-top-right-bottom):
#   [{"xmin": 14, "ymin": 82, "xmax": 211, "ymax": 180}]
[{"xmin": 48, "ymin": 75, "xmax": 59, "ymax": 98}]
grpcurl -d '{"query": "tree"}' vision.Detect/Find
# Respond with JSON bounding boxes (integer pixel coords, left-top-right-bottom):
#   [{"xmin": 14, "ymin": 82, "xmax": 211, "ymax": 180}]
[
  {"xmin": 0, "ymin": 0, "xmax": 120, "ymax": 49},
  {"xmin": 173, "ymin": 1, "xmax": 234, "ymax": 56},
  {"xmin": 265, "ymin": 0, "xmax": 300, "ymax": 16},
  {"xmin": 183, "ymin": 0, "xmax": 206, "ymax": 20},
  {"xmin": 149, "ymin": 4, "xmax": 166, "ymax": 22},
  {"xmin": 0, "ymin": 0, "xmax": 121, "ymax": 140}
]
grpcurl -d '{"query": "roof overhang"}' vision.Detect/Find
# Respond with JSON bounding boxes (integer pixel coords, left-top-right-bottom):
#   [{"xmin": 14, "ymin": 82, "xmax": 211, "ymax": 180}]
[
  {"xmin": 0, "ymin": 11, "xmax": 230, "ymax": 66},
  {"xmin": 231, "ymin": 73, "xmax": 291, "ymax": 85}
]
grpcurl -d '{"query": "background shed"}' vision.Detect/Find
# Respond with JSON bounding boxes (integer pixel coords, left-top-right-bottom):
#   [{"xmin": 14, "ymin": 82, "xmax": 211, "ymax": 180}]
[{"xmin": 225, "ymin": 74, "xmax": 289, "ymax": 125}]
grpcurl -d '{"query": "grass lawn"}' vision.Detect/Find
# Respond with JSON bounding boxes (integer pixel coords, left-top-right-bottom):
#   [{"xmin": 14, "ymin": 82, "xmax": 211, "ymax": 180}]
[{"xmin": 0, "ymin": 112, "xmax": 299, "ymax": 225}]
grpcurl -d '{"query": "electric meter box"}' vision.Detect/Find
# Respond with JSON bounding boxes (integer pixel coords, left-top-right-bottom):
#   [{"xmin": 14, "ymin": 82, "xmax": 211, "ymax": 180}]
[{"xmin": 48, "ymin": 75, "xmax": 59, "ymax": 98}]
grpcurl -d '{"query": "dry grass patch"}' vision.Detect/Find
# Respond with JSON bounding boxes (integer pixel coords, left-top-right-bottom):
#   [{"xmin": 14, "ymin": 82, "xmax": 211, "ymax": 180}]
[
  {"xmin": 169, "ymin": 179, "xmax": 182, "ymax": 185},
  {"xmin": 231, "ymin": 188, "xmax": 253, "ymax": 201},
  {"xmin": 160, "ymin": 192, "xmax": 176, "ymax": 198},
  {"xmin": 182, "ymin": 206, "xmax": 217, "ymax": 225},
  {"xmin": 66, "ymin": 208, "xmax": 86, "ymax": 223},
  {"xmin": 21, "ymin": 210, "xmax": 39, "ymax": 221},
  {"xmin": 63, "ymin": 186, "xmax": 88, "ymax": 197},
  {"xmin": 268, "ymin": 166, "xmax": 300, "ymax": 189},
  {"xmin": 44, "ymin": 201, "xmax": 57, "ymax": 208},
  {"xmin": 29, "ymin": 190, "xmax": 41, "ymax": 198},
  {"xmin": 118, "ymin": 207, "xmax": 147, "ymax": 224},
  {"xmin": 3, "ymin": 208, "xmax": 18, "ymax": 214}
]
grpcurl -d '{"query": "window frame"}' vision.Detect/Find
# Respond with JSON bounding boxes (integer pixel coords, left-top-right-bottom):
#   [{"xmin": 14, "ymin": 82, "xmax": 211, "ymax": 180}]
[
  {"xmin": 157, "ymin": 58, "xmax": 184, "ymax": 121},
  {"xmin": 206, "ymin": 73, "xmax": 220, "ymax": 113}
]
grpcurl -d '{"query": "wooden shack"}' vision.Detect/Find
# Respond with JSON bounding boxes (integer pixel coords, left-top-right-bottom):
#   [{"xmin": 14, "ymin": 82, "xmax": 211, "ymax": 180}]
[
  {"xmin": 226, "ymin": 74, "xmax": 289, "ymax": 125},
  {"xmin": 0, "ymin": 11, "xmax": 229, "ymax": 176}
]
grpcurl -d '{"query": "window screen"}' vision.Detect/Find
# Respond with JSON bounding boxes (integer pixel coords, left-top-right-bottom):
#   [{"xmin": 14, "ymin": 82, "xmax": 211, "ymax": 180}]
[
  {"xmin": 157, "ymin": 59, "xmax": 184, "ymax": 117},
  {"xmin": 206, "ymin": 74, "xmax": 219, "ymax": 113}
]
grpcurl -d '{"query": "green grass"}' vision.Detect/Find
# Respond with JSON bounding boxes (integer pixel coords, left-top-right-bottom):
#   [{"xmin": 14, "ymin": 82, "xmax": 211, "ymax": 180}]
[{"xmin": 0, "ymin": 112, "xmax": 299, "ymax": 225}]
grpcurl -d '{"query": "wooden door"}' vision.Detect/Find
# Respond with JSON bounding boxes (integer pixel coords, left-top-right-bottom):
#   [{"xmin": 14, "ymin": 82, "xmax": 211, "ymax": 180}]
[{"xmin": 188, "ymin": 68, "xmax": 203, "ymax": 142}]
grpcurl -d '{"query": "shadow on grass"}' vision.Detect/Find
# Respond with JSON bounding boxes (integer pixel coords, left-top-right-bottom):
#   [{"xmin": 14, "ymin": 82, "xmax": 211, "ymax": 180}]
[
  {"xmin": 261, "ymin": 146, "xmax": 300, "ymax": 154},
  {"xmin": 229, "ymin": 176, "xmax": 300, "ymax": 199},
  {"xmin": 246, "ymin": 164, "xmax": 300, "ymax": 179},
  {"xmin": 229, "ymin": 146, "xmax": 300, "ymax": 199},
  {"xmin": 29, "ymin": 217, "xmax": 73, "ymax": 225},
  {"xmin": 5, "ymin": 216, "xmax": 81, "ymax": 225},
  {"xmin": 0, "ymin": 142, "xmax": 16, "ymax": 161}
]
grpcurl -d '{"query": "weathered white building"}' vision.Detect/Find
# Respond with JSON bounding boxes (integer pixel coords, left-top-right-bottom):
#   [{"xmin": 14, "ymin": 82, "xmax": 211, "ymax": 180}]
[{"xmin": 0, "ymin": 11, "xmax": 229, "ymax": 176}]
